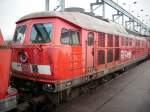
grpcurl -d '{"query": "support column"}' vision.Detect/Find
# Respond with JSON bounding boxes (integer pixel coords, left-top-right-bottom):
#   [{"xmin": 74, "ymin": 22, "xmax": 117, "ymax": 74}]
[
  {"xmin": 45, "ymin": 0, "xmax": 49, "ymax": 11},
  {"xmin": 102, "ymin": 3, "xmax": 105, "ymax": 18},
  {"xmin": 122, "ymin": 15, "xmax": 124, "ymax": 26},
  {"xmin": 60, "ymin": 0, "xmax": 65, "ymax": 11}
]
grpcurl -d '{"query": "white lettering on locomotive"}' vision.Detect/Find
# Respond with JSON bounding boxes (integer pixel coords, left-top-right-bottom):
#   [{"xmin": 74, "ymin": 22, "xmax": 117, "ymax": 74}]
[{"xmin": 121, "ymin": 50, "xmax": 132, "ymax": 60}]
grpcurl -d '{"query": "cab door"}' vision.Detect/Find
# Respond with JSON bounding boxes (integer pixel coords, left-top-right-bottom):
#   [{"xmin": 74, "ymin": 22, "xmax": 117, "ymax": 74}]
[{"xmin": 85, "ymin": 32, "xmax": 95, "ymax": 72}]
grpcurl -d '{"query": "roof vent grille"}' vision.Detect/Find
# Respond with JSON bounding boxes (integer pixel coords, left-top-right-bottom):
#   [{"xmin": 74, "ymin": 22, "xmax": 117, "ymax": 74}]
[{"xmin": 64, "ymin": 7, "xmax": 85, "ymax": 13}]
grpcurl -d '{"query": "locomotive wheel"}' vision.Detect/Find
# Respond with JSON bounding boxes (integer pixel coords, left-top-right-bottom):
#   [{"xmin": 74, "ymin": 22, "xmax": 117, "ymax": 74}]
[
  {"xmin": 25, "ymin": 97, "xmax": 54, "ymax": 112},
  {"xmin": 33, "ymin": 102, "xmax": 53, "ymax": 112}
]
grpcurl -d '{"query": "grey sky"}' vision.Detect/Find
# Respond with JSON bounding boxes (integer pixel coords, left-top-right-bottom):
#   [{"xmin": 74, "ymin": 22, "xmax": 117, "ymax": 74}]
[{"xmin": 0, "ymin": 0, "xmax": 150, "ymax": 40}]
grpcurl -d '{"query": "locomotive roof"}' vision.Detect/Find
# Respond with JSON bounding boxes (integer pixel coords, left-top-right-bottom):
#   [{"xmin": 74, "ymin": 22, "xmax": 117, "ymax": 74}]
[{"xmin": 18, "ymin": 11, "xmax": 146, "ymax": 41}]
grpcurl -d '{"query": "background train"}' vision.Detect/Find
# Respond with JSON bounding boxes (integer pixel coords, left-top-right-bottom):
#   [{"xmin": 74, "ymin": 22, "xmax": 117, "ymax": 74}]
[{"xmin": 0, "ymin": 30, "xmax": 17, "ymax": 112}]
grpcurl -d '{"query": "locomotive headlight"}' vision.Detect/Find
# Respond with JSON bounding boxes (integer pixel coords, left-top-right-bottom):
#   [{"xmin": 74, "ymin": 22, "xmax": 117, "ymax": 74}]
[
  {"xmin": 43, "ymin": 83, "xmax": 55, "ymax": 92},
  {"xmin": 19, "ymin": 51, "xmax": 28, "ymax": 63}
]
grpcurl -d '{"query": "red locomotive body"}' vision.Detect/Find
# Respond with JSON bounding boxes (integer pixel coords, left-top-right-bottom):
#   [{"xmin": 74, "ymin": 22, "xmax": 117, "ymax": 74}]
[{"xmin": 11, "ymin": 11, "xmax": 149, "ymax": 94}]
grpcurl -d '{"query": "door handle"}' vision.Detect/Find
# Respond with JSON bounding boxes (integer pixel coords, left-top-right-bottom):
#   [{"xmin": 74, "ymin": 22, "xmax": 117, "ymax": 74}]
[{"xmin": 92, "ymin": 48, "xmax": 94, "ymax": 56}]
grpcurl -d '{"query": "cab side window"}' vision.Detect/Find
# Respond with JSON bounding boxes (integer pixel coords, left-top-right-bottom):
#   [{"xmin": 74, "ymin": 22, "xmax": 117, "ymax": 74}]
[
  {"xmin": 60, "ymin": 29, "xmax": 71, "ymax": 44},
  {"xmin": 88, "ymin": 32, "xmax": 94, "ymax": 46},
  {"xmin": 60, "ymin": 28, "xmax": 80, "ymax": 45},
  {"xmin": 71, "ymin": 31, "xmax": 80, "ymax": 45},
  {"xmin": 13, "ymin": 25, "xmax": 26, "ymax": 44}
]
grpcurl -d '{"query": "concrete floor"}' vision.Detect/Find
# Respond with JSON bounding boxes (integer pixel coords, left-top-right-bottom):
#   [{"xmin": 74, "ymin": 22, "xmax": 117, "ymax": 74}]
[{"xmin": 65, "ymin": 60, "xmax": 150, "ymax": 112}]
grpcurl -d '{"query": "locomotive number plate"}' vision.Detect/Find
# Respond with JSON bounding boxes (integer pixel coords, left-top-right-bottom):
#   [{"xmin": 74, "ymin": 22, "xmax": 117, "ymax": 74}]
[{"xmin": 21, "ymin": 64, "xmax": 31, "ymax": 72}]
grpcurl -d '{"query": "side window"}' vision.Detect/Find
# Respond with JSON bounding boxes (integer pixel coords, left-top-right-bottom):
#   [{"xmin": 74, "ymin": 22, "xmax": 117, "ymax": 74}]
[
  {"xmin": 60, "ymin": 28, "xmax": 80, "ymax": 45},
  {"xmin": 98, "ymin": 32, "xmax": 105, "ymax": 47},
  {"xmin": 107, "ymin": 49, "xmax": 113, "ymax": 63},
  {"xmin": 115, "ymin": 49, "xmax": 119, "ymax": 61},
  {"xmin": 135, "ymin": 40, "xmax": 137, "ymax": 46},
  {"xmin": 60, "ymin": 29, "xmax": 71, "ymax": 44},
  {"xmin": 71, "ymin": 31, "xmax": 80, "ymax": 45},
  {"xmin": 13, "ymin": 25, "xmax": 26, "ymax": 44},
  {"xmin": 107, "ymin": 34, "xmax": 113, "ymax": 47},
  {"xmin": 88, "ymin": 32, "xmax": 94, "ymax": 46},
  {"xmin": 98, "ymin": 50, "xmax": 105, "ymax": 65},
  {"xmin": 121, "ymin": 37, "xmax": 124, "ymax": 46},
  {"xmin": 125, "ymin": 37, "xmax": 128, "ymax": 46},
  {"xmin": 129, "ymin": 38, "xmax": 132, "ymax": 46},
  {"xmin": 115, "ymin": 35, "xmax": 119, "ymax": 47}
]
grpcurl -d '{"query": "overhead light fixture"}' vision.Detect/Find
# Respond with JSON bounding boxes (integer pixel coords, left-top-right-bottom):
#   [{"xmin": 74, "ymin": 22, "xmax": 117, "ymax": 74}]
[{"xmin": 123, "ymin": 3, "xmax": 126, "ymax": 5}]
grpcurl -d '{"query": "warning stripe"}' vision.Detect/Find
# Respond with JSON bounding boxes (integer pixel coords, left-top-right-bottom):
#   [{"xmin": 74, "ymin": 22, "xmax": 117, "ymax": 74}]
[{"xmin": 12, "ymin": 62, "xmax": 51, "ymax": 75}]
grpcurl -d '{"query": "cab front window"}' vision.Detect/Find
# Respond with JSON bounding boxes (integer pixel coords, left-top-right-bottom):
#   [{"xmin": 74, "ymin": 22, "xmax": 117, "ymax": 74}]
[
  {"xmin": 13, "ymin": 25, "xmax": 26, "ymax": 44},
  {"xmin": 30, "ymin": 23, "xmax": 53, "ymax": 44}
]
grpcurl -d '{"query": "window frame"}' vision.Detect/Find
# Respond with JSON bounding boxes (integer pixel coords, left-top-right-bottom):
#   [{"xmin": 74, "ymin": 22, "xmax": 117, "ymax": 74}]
[
  {"xmin": 60, "ymin": 28, "xmax": 80, "ymax": 46},
  {"xmin": 71, "ymin": 30, "xmax": 80, "ymax": 45},
  {"xmin": 129, "ymin": 38, "xmax": 132, "ymax": 46},
  {"xmin": 107, "ymin": 34, "xmax": 113, "ymax": 47},
  {"xmin": 97, "ymin": 50, "xmax": 105, "ymax": 65},
  {"xmin": 30, "ymin": 22, "xmax": 53, "ymax": 44},
  {"xmin": 115, "ymin": 35, "xmax": 119, "ymax": 47},
  {"xmin": 121, "ymin": 37, "xmax": 124, "ymax": 46},
  {"xmin": 13, "ymin": 25, "xmax": 27, "ymax": 44},
  {"xmin": 60, "ymin": 28, "xmax": 71, "ymax": 45},
  {"xmin": 115, "ymin": 48, "xmax": 120, "ymax": 61},
  {"xmin": 98, "ymin": 32, "xmax": 105, "ymax": 47},
  {"xmin": 125, "ymin": 37, "xmax": 128, "ymax": 46},
  {"xmin": 107, "ymin": 49, "xmax": 113, "ymax": 63},
  {"xmin": 87, "ymin": 32, "xmax": 94, "ymax": 46}
]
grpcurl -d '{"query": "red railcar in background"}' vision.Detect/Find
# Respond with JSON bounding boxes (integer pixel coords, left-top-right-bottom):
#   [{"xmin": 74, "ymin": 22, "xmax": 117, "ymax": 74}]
[
  {"xmin": 0, "ymin": 30, "xmax": 4, "ymax": 45},
  {"xmin": 0, "ymin": 30, "xmax": 17, "ymax": 112},
  {"xmin": 11, "ymin": 11, "xmax": 150, "ymax": 104}
]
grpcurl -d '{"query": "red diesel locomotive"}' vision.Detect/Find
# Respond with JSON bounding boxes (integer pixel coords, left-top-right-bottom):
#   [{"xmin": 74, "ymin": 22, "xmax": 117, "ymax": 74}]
[{"xmin": 11, "ymin": 11, "xmax": 150, "ymax": 102}]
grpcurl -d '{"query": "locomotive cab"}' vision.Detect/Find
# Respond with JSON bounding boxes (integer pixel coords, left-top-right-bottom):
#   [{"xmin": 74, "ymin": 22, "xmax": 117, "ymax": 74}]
[
  {"xmin": 12, "ymin": 19, "xmax": 54, "ymax": 81},
  {"xmin": 12, "ymin": 12, "xmax": 83, "ymax": 93}
]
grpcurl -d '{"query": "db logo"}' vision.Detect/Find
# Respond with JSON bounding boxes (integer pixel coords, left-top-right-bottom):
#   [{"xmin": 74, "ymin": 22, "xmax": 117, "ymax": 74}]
[{"xmin": 19, "ymin": 51, "xmax": 28, "ymax": 63}]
